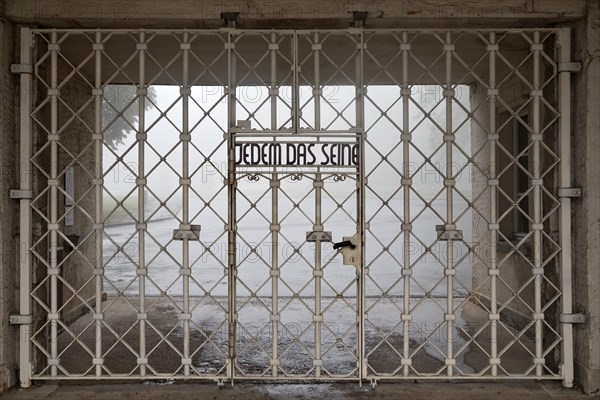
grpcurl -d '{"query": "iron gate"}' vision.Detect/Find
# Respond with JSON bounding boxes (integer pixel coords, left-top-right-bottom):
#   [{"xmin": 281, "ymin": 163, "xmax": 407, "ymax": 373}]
[{"xmin": 15, "ymin": 27, "xmax": 577, "ymax": 386}]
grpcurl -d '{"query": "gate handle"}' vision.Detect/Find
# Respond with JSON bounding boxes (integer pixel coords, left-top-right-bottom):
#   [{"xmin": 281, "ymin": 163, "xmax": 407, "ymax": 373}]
[{"xmin": 333, "ymin": 240, "xmax": 356, "ymax": 250}]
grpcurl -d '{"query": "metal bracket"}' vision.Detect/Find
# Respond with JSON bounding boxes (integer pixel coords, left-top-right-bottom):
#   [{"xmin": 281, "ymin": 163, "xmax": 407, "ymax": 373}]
[
  {"xmin": 558, "ymin": 62, "xmax": 581, "ymax": 73},
  {"xmin": 173, "ymin": 225, "xmax": 201, "ymax": 240},
  {"xmin": 10, "ymin": 314, "xmax": 32, "ymax": 325},
  {"xmin": 10, "ymin": 189, "xmax": 32, "ymax": 199},
  {"xmin": 10, "ymin": 64, "xmax": 32, "ymax": 74},
  {"xmin": 557, "ymin": 187, "xmax": 582, "ymax": 198},
  {"xmin": 436, "ymin": 224, "xmax": 463, "ymax": 241},
  {"xmin": 306, "ymin": 231, "xmax": 332, "ymax": 242},
  {"xmin": 560, "ymin": 313, "xmax": 586, "ymax": 324},
  {"xmin": 236, "ymin": 120, "xmax": 251, "ymax": 130}
]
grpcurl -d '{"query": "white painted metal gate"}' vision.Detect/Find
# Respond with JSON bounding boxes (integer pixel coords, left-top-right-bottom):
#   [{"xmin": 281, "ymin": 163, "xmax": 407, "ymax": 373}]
[{"xmin": 15, "ymin": 27, "xmax": 577, "ymax": 386}]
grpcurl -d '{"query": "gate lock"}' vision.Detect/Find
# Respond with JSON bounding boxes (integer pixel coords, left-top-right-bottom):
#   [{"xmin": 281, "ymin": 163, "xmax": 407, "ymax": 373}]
[{"xmin": 333, "ymin": 234, "xmax": 360, "ymax": 270}]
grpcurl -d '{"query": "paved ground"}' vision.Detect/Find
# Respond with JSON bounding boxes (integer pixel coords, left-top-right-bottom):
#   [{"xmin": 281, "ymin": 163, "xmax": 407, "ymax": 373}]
[{"xmin": 0, "ymin": 381, "xmax": 595, "ymax": 400}]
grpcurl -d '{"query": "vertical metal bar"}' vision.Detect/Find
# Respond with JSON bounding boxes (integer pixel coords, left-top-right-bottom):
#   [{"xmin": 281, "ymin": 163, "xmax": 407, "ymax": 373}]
[
  {"xmin": 18, "ymin": 27, "xmax": 33, "ymax": 388},
  {"xmin": 49, "ymin": 30, "xmax": 59, "ymax": 378},
  {"xmin": 226, "ymin": 31, "xmax": 238, "ymax": 381},
  {"xmin": 269, "ymin": 32, "xmax": 279, "ymax": 378},
  {"xmin": 313, "ymin": 32, "xmax": 321, "ymax": 131},
  {"xmin": 137, "ymin": 31, "xmax": 147, "ymax": 376},
  {"xmin": 531, "ymin": 31, "xmax": 544, "ymax": 377},
  {"xmin": 313, "ymin": 31, "xmax": 322, "ymax": 378},
  {"xmin": 488, "ymin": 32, "xmax": 500, "ymax": 377},
  {"xmin": 444, "ymin": 31, "xmax": 455, "ymax": 378},
  {"xmin": 181, "ymin": 31, "xmax": 191, "ymax": 376},
  {"xmin": 401, "ymin": 31, "xmax": 412, "ymax": 377},
  {"xmin": 93, "ymin": 30, "xmax": 104, "ymax": 377},
  {"xmin": 292, "ymin": 32, "xmax": 299, "ymax": 132},
  {"xmin": 355, "ymin": 30, "xmax": 365, "ymax": 381},
  {"xmin": 557, "ymin": 27, "xmax": 575, "ymax": 388}
]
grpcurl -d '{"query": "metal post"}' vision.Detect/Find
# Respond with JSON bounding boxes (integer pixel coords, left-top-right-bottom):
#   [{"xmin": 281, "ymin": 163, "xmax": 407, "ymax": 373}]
[
  {"xmin": 557, "ymin": 27, "xmax": 574, "ymax": 388},
  {"xmin": 48, "ymin": 30, "xmax": 59, "ymax": 378},
  {"xmin": 313, "ymin": 32, "xmax": 321, "ymax": 131},
  {"xmin": 401, "ymin": 31, "xmax": 412, "ymax": 377},
  {"xmin": 531, "ymin": 31, "xmax": 544, "ymax": 377},
  {"xmin": 487, "ymin": 32, "xmax": 500, "ymax": 377},
  {"xmin": 226, "ymin": 31, "xmax": 238, "ymax": 381},
  {"xmin": 292, "ymin": 32, "xmax": 299, "ymax": 131},
  {"xmin": 444, "ymin": 31, "xmax": 455, "ymax": 378},
  {"xmin": 314, "ymin": 172, "xmax": 323, "ymax": 378},
  {"xmin": 355, "ymin": 30, "xmax": 365, "ymax": 381},
  {"xmin": 181, "ymin": 31, "xmax": 191, "ymax": 376},
  {"xmin": 137, "ymin": 31, "xmax": 148, "ymax": 376},
  {"xmin": 93, "ymin": 30, "xmax": 104, "ymax": 377},
  {"xmin": 18, "ymin": 27, "xmax": 33, "ymax": 388}
]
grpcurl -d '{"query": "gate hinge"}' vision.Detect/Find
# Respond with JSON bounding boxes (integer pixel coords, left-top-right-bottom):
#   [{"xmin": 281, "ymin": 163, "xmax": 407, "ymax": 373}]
[
  {"xmin": 10, "ymin": 189, "xmax": 32, "ymax": 199},
  {"xmin": 9, "ymin": 314, "xmax": 33, "ymax": 325},
  {"xmin": 557, "ymin": 187, "xmax": 582, "ymax": 198},
  {"xmin": 560, "ymin": 313, "xmax": 586, "ymax": 324},
  {"xmin": 558, "ymin": 62, "xmax": 581, "ymax": 73},
  {"xmin": 10, "ymin": 64, "xmax": 33, "ymax": 74}
]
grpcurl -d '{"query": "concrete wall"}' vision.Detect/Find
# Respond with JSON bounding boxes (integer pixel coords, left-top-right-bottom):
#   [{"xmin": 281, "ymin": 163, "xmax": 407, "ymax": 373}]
[
  {"xmin": 572, "ymin": 0, "xmax": 600, "ymax": 393},
  {"xmin": 0, "ymin": 11, "xmax": 18, "ymax": 392}
]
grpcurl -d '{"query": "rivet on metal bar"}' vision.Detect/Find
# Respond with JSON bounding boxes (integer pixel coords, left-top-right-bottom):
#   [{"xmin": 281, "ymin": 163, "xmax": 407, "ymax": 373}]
[
  {"xmin": 270, "ymin": 179, "xmax": 280, "ymax": 188},
  {"xmin": 270, "ymin": 359, "xmax": 280, "ymax": 366},
  {"xmin": 560, "ymin": 313, "xmax": 586, "ymax": 324},
  {"xmin": 530, "ymin": 89, "xmax": 542, "ymax": 97},
  {"xmin": 530, "ymin": 44, "xmax": 543, "ymax": 51},
  {"xmin": 47, "ymin": 134, "xmax": 60, "ymax": 141},
  {"xmin": 92, "ymin": 43, "xmax": 104, "ymax": 51},
  {"xmin": 92, "ymin": 178, "xmax": 103, "ymax": 185},
  {"xmin": 444, "ymin": 269, "xmax": 456, "ymax": 277},
  {"xmin": 137, "ymin": 357, "xmax": 148, "ymax": 365},
  {"xmin": 270, "ymin": 224, "xmax": 280, "ymax": 232},
  {"xmin": 136, "ymin": 268, "xmax": 147, "ymax": 276},
  {"xmin": 92, "ymin": 134, "xmax": 103, "ymax": 140},
  {"xmin": 311, "ymin": 43, "xmax": 322, "ymax": 51},
  {"xmin": 47, "ymin": 358, "xmax": 60, "ymax": 366},
  {"xmin": 313, "ymin": 360, "xmax": 323, "ymax": 367},
  {"xmin": 444, "ymin": 44, "xmax": 455, "ymax": 51},
  {"xmin": 490, "ymin": 358, "xmax": 501, "ymax": 365},
  {"xmin": 180, "ymin": 268, "xmax": 191, "ymax": 276},
  {"xmin": 93, "ymin": 223, "xmax": 104, "ymax": 230},
  {"xmin": 530, "ymin": 178, "xmax": 542, "ymax": 185},
  {"xmin": 137, "ymin": 313, "xmax": 147, "ymax": 320},
  {"xmin": 270, "ymin": 314, "xmax": 280, "ymax": 322},
  {"xmin": 224, "ymin": 43, "xmax": 235, "ymax": 50},
  {"xmin": 92, "ymin": 358, "xmax": 104, "ymax": 365},
  {"xmin": 401, "ymin": 314, "xmax": 412, "ymax": 321},
  {"xmin": 488, "ymin": 313, "xmax": 500, "ymax": 321},
  {"xmin": 533, "ymin": 313, "xmax": 545, "ymax": 320},
  {"xmin": 92, "ymin": 88, "xmax": 103, "ymax": 96},
  {"xmin": 313, "ymin": 180, "xmax": 324, "ymax": 188},
  {"xmin": 443, "ymin": 134, "xmax": 455, "ymax": 142},
  {"xmin": 312, "ymin": 88, "xmax": 322, "ymax": 96},
  {"xmin": 181, "ymin": 358, "xmax": 192, "ymax": 365},
  {"xmin": 400, "ymin": 43, "xmax": 411, "ymax": 51},
  {"xmin": 532, "ymin": 268, "xmax": 544, "ymax": 275},
  {"xmin": 47, "ymin": 223, "xmax": 59, "ymax": 230},
  {"xmin": 402, "ymin": 268, "xmax": 412, "ymax": 277},
  {"xmin": 445, "ymin": 359, "xmax": 456, "ymax": 366},
  {"xmin": 445, "ymin": 314, "xmax": 456, "ymax": 321},
  {"xmin": 401, "ymin": 178, "xmax": 412, "ymax": 185},
  {"xmin": 533, "ymin": 358, "xmax": 545, "ymax": 365},
  {"xmin": 136, "ymin": 43, "xmax": 147, "ymax": 50},
  {"xmin": 179, "ymin": 133, "xmax": 191, "ymax": 141},
  {"xmin": 558, "ymin": 62, "xmax": 581, "ymax": 73},
  {"xmin": 488, "ymin": 134, "xmax": 499, "ymax": 141},
  {"xmin": 488, "ymin": 179, "xmax": 499, "ymax": 186},
  {"xmin": 268, "ymin": 43, "xmax": 279, "ymax": 50},
  {"xmin": 401, "ymin": 133, "xmax": 412, "ymax": 141},
  {"xmin": 179, "ymin": 313, "xmax": 192, "ymax": 320},
  {"xmin": 47, "ymin": 313, "xmax": 59, "ymax": 320},
  {"xmin": 180, "ymin": 178, "xmax": 191, "ymax": 185},
  {"xmin": 532, "ymin": 223, "xmax": 543, "ymax": 230},
  {"xmin": 180, "ymin": 88, "xmax": 191, "ymax": 95},
  {"xmin": 487, "ymin": 88, "xmax": 499, "ymax": 96},
  {"xmin": 401, "ymin": 359, "xmax": 412, "ymax": 366},
  {"xmin": 270, "ymin": 270, "xmax": 280, "ymax": 277},
  {"xmin": 47, "ymin": 88, "xmax": 60, "ymax": 97},
  {"xmin": 488, "ymin": 269, "xmax": 499, "ymax": 276},
  {"xmin": 47, "ymin": 268, "xmax": 59, "ymax": 275},
  {"xmin": 268, "ymin": 88, "xmax": 279, "ymax": 96},
  {"xmin": 93, "ymin": 313, "xmax": 103, "ymax": 320},
  {"xmin": 48, "ymin": 43, "xmax": 60, "ymax": 51},
  {"xmin": 401, "ymin": 223, "xmax": 412, "ymax": 232},
  {"xmin": 136, "ymin": 178, "xmax": 147, "ymax": 185},
  {"xmin": 224, "ymin": 88, "xmax": 236, "ymax": 95},
  {"xmin": 400, "ymin": 87, "xmax": 412, "ymax": 96},
  {"xmin": 489, "ymin": 223, "xmax": 500, "ymax": 230},
  {"xmin": 92, "ymin": 269, "xmax": 104, "ymax": 276},
  {"xmin": 313, "ymin": 270, "xmax": 323, "ymax": 278},
  {"xmin": 313, "ymin": 315, "xmax": 323, "ymax": 322},
  {"xmin": 136, "ymin": 223, "xmax": 147, "ymax": 230},
  {"xmin": 180, "ymin": 43, "xmax": 191, "ymax": 50},
  {"xmin": 136, "ymin": 133, "xmax": 147, "ymax": 140},
  {"xmin": 531, "ymin": 134, "xmax": 543, "ymax": 141},
  {"xmin": 136, "ymin": 88, "xmax": 147, "ymax": 96},
  {"xmin": 486, "ymin": 44, "xmax": 499, "ymax": 51}
]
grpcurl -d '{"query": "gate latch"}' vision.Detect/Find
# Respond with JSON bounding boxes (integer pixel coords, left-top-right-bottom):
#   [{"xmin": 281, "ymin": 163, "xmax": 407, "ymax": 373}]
[
  {"xmin": 560, "ymin": 313, "xmax": 586, "ymax": 324},
  {"xmin": 10, "ymin": 314, "xmax": 32, "ymax": 325},
  {"xmin": 333, "ymin": 234, "xmax": 359, "ymax": 270},
  {"xmin": 557, "ymin": 187, "xmax": 582, "ymax": 198}
]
